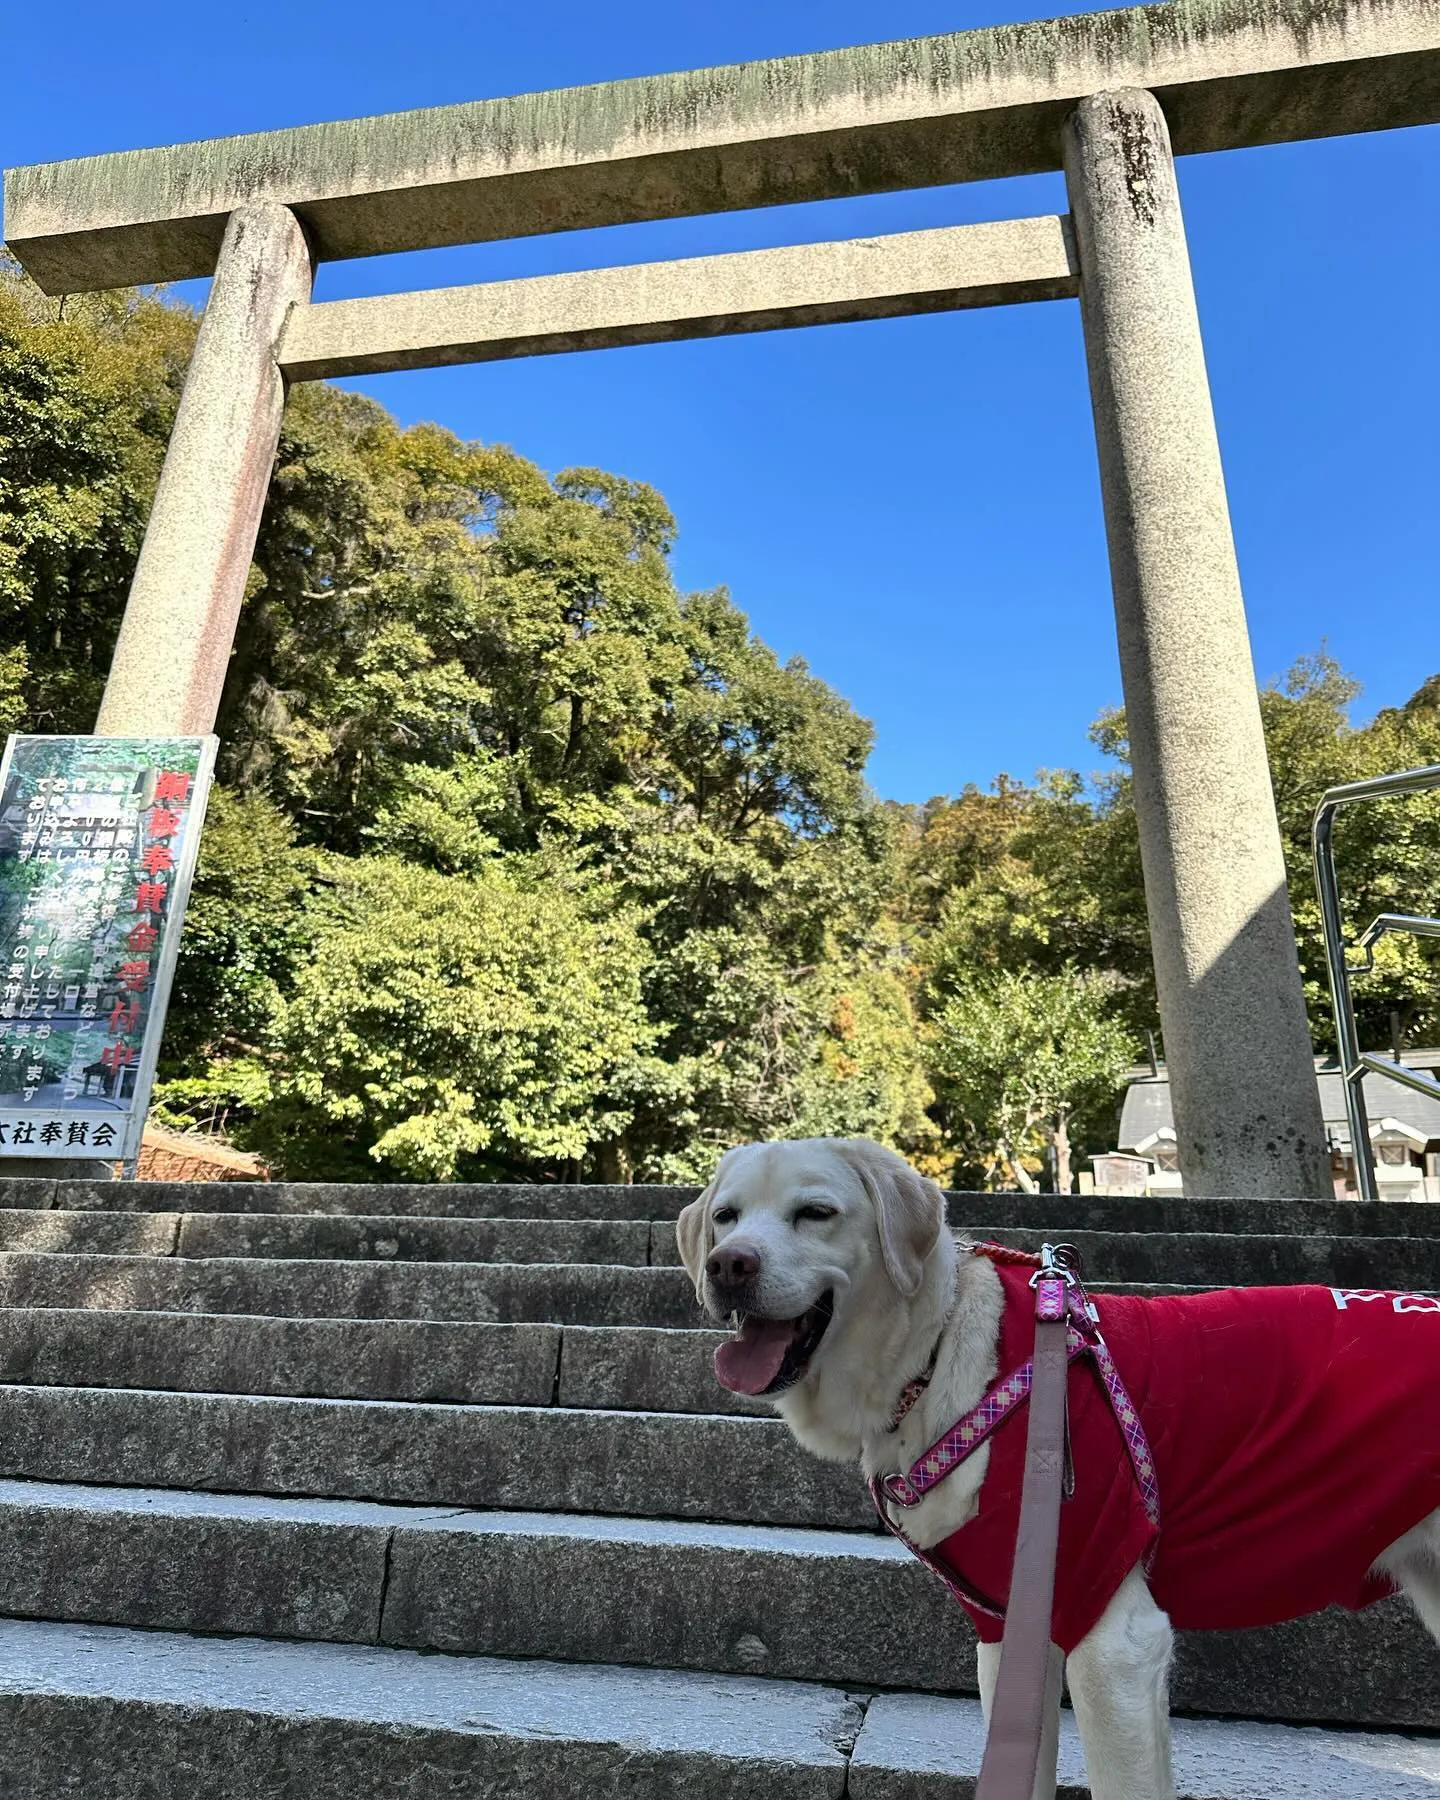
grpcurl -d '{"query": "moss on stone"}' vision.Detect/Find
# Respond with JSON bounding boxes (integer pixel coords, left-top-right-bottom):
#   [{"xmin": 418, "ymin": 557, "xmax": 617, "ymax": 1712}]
[{"xmin": 7, "ymin": 0, "xmax": 1408, "ymax": 234}]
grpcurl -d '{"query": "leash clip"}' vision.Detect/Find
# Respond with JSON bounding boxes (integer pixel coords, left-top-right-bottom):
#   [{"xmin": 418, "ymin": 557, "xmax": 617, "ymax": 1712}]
[
  {"xmin": 1030, "ymin": 1242, "xmax": 1076, "ymax": 1324},
  {"xmin": 1029, "ymin": 1241, "xmax": 1080, "ymax": 1288}
]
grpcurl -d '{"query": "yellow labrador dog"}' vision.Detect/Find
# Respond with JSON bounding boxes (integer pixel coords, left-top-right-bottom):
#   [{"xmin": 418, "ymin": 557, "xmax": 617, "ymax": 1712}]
[{"xmin": 675, "ymin": 1136, "xmax": 1440, "ymax": 1800}]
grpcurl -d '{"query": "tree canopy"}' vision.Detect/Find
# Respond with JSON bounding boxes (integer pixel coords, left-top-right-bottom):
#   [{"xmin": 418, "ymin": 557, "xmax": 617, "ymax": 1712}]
[
  {"xmin": 930, "ymin": 969, "xmax": 1138, "ymax": 1193},
  {"xmin": 3, "ymin": 260, "xmax": 1436, "ymax": 1186}
]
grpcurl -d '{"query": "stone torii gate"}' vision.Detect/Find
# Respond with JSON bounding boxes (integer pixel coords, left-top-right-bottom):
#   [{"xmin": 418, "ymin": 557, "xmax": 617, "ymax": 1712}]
[{"xmin": 6, "ymin": 0, "xmax": 1437, "ymax": 1199}]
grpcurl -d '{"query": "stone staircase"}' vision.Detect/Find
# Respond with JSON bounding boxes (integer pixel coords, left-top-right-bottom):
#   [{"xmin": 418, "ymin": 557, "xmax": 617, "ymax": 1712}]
[{"xmin": 0, "ymin": 1174, "xmax": 1436, "ymax": 1796}]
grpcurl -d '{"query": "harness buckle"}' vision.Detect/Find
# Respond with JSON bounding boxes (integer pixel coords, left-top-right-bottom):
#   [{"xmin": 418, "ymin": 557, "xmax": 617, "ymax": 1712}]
[{"xmin": 879, "ymin": 1470, "xmax": 923, "ymax": 1508}]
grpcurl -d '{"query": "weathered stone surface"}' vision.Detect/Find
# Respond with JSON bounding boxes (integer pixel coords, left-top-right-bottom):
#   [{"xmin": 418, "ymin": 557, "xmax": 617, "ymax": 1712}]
[
  {"xmin": 380, "ymin": 1512, "xmax": 1440, "ymax": 1728},
  {"xmin": 0, "ymin": 1387, "xmax": 872, "ymax": 1526},
  {"xmin": 950, "ymin": 1227, "xmax": 1440, "ymax": 1290},
  {"xmin": 0, "ymin": 1306, "xmax": 805, "ymax": 1417},
  {"xmin": 0, "ymin": 1246, "xmax": 1392, "ymax": 1325},
  {"xmin": 0, "ymin": 1180, "xmax": 56, "ymax": 1210},
  {"xmin": 0, "ymin": 1620, "xmax": 856, "ymax": 1798},
  {"xmin": 6, "ymin": 1210, "xmax": 1432, "ymax": 1291},
  {"xmin": 94, "ymin": 203, "xmax": 314, "ymax": 736},
  {"xmin": 1, "ymin": 1612, "xmax": 1435, "ymax": 1799},
  {"xmin": 944, "ymin": 1193, "xmax": 1440, "ymax": 1237},
  {"xmin": 278, "ymin": 218, "xmax": 1076, "ymax": 380},
  {"xmin": 559, "ymin": 1324, "xmax": 769, "ymax": 1417},
  {"xmin": 175, "ymin": 1211, "xmax": 652, "ymax": 1265},
  {"xmin": 0, "ymin": 1252, "xmax": 700, "ymax": 1326},
  {"xmin": 47, "ymin": 1178, "xmax": 261, "ymax": 1214},
  {"xmin": 1064, "ymin": 86, "xmax": 1327, "ymax": 1201},
  {"xmin": 0, "ymin": 1479, "xmax": 1429, "ymax": 1728},
  {"xmin": 0, "ymin": 1211, "xmax": 179, "ymax": 1255},
  {"xmin": 849, "ymin": 1691, "xmax": 1054, "ymax": 1799},
  {"xmin": 51, "ymin": 1177, "xmax": 694, "ymax": 1220},
  {"xmin": 0, "ymin": 1309, "xmax": 560, "ymax": 1405},
  {"xmin": 8, "ymin": 0, "xmax": 1438, "ymax": 291},
  {"xmin": 382, "ymin": 1510, "xmax": 963, "ymax": 1688},
  {"xmin": 849, "ymin": 1690, "xmax": 1440, "ymax": 1797},
  {"xmin": 41, "ymin": 1178, "xmax": 1440, "ymax": 1238},
  {"xmin": 0, "ymin": 1480, "xmax": 406, "ymax": 1642},
  {"xmin": 654, "ymin": 1216, "xmax": 1440, "ymax": 1289},
  {"xmin": 1169, "ymin": 1598, "xmax": 1440, "ymax": 1730},
  {"xmin": 0, "ymin": 1157, "xmax": 112, "ymax": 1181}
]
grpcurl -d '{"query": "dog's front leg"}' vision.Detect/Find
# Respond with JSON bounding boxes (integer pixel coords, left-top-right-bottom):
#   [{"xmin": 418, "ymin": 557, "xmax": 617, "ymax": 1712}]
[
  {"xmin": 1064, "ymin": 1566, "xmax": 1176, "ymax": 1800},
  {"xmin": 976, "ymin": 1638, "xmax": 1063, "ymax": 1800}
]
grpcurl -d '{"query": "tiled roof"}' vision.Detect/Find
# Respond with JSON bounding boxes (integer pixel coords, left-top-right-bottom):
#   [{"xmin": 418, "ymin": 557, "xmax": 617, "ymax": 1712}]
[{"xmin": 1119, "ymin": 1059, "xmax": 1440, "ymax": 1152}]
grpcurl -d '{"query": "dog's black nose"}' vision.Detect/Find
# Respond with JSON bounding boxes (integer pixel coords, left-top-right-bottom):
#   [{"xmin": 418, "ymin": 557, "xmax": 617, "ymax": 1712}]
[{"xmin": 707, "ymin": 1243, "xmax": 762, "ymax": 1295}]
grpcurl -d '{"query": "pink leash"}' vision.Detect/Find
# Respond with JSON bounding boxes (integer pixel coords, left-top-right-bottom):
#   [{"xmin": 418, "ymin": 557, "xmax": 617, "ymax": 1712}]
[{"xmin": 870, "ymin": 1244, "xmax": 1160, "ymax": 1800}]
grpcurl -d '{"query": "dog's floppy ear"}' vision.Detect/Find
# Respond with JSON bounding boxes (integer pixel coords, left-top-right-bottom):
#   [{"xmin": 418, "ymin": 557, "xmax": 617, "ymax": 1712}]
[
  {"xmin": 839, "ymin": 1140, "xmax": 944, "ymax": 1298},
  {"xmin": 675, "ymin": 1183, "xmax": 717, "ymax": 1301}
]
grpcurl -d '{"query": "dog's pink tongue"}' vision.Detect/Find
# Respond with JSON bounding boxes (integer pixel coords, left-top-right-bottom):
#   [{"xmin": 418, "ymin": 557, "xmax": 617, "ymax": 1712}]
[{"xmin": 714, "ymin": 1318, "xmax": 797, "ymax": 1395}]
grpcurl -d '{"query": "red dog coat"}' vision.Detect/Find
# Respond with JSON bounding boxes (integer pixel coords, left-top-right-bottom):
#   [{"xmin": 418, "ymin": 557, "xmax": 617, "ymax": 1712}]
[{"xmin": 926, "ymin": 1262, "xmax": 1440, "ymax": 1653}]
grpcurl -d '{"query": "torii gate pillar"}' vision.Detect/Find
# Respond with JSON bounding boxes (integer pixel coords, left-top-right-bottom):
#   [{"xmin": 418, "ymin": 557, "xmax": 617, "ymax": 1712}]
[
  {"xmin": 95, "ymin": 203, "xmax": 313, "ymax": 737},
  {"xmin": 1064, "ymin": 89, "xmax": 1329, "ymax": 1198}
]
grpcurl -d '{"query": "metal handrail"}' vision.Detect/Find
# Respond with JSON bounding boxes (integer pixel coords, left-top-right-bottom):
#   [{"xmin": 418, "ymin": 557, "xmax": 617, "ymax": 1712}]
[
  {"xmin": 1350, "ymin": 913, "xmax": 1440, "ymax": 971},
  {"xmin": 1312, "ymin": 763, "xmax": 1440, "ymax": 1200}
]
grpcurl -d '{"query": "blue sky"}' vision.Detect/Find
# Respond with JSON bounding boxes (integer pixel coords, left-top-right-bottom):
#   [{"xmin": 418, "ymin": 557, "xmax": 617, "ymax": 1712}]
[{"xmin": 3, "ymin": 0, "xmax": 1436, "ymax": 802}]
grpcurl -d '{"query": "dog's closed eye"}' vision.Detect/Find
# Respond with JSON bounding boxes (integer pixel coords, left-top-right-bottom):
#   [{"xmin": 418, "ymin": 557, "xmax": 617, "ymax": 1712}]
[{"xmin": 794, "ymin": 1204, "xmax": 838, "ymax": 1223}]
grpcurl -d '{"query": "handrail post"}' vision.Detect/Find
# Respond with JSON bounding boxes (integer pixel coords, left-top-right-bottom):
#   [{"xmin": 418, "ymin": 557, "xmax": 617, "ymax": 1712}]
[
  {"xmin": 1312, "ymin": 801, "xmax": 1376, "ymax": 1198},
  {"xmin": 1312, "ymin": 762, "xmax": 1440, "ymax": 1202}
]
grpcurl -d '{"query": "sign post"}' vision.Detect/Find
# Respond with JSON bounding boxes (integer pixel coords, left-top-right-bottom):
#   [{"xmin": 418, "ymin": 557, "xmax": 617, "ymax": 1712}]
[{"xmin": 0, "ymin": 736, "xmax": 217, "ymax": 1173}]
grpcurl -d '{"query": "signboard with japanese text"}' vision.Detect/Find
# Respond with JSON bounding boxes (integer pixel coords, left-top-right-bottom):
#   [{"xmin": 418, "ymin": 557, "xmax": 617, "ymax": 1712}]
[{"xmin": 0, "ymin": 736, "xmax": 217, "ymax": 1164}]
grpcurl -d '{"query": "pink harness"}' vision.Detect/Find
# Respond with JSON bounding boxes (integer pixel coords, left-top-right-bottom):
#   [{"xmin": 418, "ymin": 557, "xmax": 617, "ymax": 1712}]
[{"xmin": 869, "ymin": 1244, "xmax": 1159, "ymax": 1618}]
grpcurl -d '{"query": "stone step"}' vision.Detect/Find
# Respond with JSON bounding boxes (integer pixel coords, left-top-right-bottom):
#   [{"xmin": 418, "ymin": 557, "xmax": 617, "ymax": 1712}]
[
  {"xmin": 0, "ymin": 1247, "xmax": 1425, "ymax": 1333},
  {"xmin": 0, "ymin": 1209, "xmax": 658, "ymax": 1265},
  {"xmin": 949, "ymin": 1193, "xmax": 1440, "ymax": 1239},
  {"xmin": 0, "ymin": 1251, "xmax": 700, "ymax": 1326},
  {"xmin": 0, "ymin": 1479, "xmax": 1428, "ymax": 1731},
  {"xmin": 8, "ymin": 1209, "xmax": 1436, "ymax": 1288},
  {"xmin": 0, "ymin": 1480, "xmax": 951, "ymax": 1690},
  {"xmin": 0, "ymin": 1307, "xmax": 558, "ymax": 1406},
  {"xmin": 0, "ymin": 1385, "xmax": 871, "ymax": 1526},
  {"xmin": 0, "ymin": 1620, "xmax": 857, "ymax": 1800},
  {"xmin": 43, "ymin": 1177, "xmax": 695, "ymax": 1221},
  {"xmin": 0, "ymin": 1180, "xmax": 55, "ymax": 1212},
  {"xmin": 852, "ymin": 1689, "xmax": 1440, "ymax": 1799},
  {"xmin": 650, "ymin": 1221, "xmax": 1440, "ymax": 1289},
  {"xmin": 0, "ymin": 1619, "xmax": 1435, "ymax": 1799},
  {"xmin": 15, "ymin": 1177, "xmax": 1440, "ymax": 1238},
  {"xmin": 965, "ymin": 1226, "xmax": 1440, "ymax": 1288},
  {"xmin": 0, "ymin": 1309, "xmax": 767, "ymax": 1414},
  {"xmin": 0, "ymin": 1251, "xmax": 1107, "ymax": 1330},
  {"xmin": 0, "ymin": 1210, "xmax": 180, "ymax": 1256}
]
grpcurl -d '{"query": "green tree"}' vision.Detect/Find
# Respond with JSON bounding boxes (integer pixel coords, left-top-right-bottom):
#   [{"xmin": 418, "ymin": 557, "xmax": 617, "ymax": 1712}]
[
  {"xmin": 2, "ymin": 259, "xmax": 910, "ymax": 1180},
  {"xmin": 905, "ymin": 657, "xmax": 1440, "ymax": 1076},
  {"xmin": 13, "ymin": 258, "xmax": 1431, "ymax": 1190},
  {"xmin": 0, "ymin": 266, "xmax": 190, "ymax": 732},
  {"xmin": 148, "ymin": 788, "xmax": 315, "ymax": 1141},
  {"xmin": 0, "ymin": 645, "xmax": 27, "ymax": 738},
  {"xmin": 1260, "ymin": 656, "xmax": 1440, "ymax": 1053},
  {"xmin": 251, "ymin": 857, "xmax": 657, "ymax": 1181},
  {"xmin": 929, "ymin": 969, "xmax": 1138, "ymax": 1192}
]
